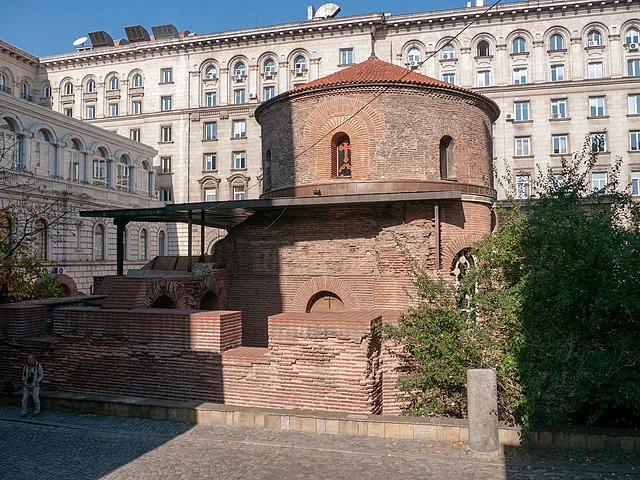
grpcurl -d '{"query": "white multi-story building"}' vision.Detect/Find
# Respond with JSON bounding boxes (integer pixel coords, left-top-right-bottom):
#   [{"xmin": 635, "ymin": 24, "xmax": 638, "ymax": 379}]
[{"xmin": 2, "ymin": 0, "xmax": 640, "ymax": 251}]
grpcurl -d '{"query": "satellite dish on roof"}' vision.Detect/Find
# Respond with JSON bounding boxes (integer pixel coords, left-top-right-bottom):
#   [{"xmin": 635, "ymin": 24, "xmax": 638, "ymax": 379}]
[
  {"xmin": 73, "ymin": 36, "xmax": 89, "ymax": 47},
  {"xmin": 314, "ymin": 3, "xmax": 341, "ymax": 19}
]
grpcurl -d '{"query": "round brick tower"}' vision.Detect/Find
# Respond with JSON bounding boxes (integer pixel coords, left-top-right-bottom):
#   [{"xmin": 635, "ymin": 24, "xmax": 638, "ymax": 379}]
[{"xmin": 255, "ymin": 55, "xmax": 500, "ymax": 200}]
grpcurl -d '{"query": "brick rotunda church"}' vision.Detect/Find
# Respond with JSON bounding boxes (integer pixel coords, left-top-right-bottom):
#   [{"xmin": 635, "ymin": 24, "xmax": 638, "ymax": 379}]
[{"xmin": 1, "ymin": 55, "xmax": 500, "ymax": 415}]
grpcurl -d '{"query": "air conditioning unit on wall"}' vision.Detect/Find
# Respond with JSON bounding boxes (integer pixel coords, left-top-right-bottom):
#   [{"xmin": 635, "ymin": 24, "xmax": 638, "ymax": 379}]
[
  {"xmin": 629, "ymin": 43, "xmax": 638, "ymax": 51},
  {"xmin": 442, "ymin": 52, "xmax": 451, "ymax": 59}
]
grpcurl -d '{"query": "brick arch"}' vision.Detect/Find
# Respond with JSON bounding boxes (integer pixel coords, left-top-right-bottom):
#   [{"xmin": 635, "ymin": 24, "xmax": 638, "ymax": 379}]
[
  {"xmin": 441, "ymin": 233, "xmax": 484, "ymax": 275},
  {"xmin": 195, "ymin": 275, "xmax": 229, "ymax": 310},
  {"xmin": 56, "ymin": 274, "xmax": 78, "ymax": 297},
  {"xmin": 143, "ymin": 281, "xmax": 188, "ymax": 309},
  {"xmin": 291, "ymin": 276, "xmax": 360, "ymax": 312}
]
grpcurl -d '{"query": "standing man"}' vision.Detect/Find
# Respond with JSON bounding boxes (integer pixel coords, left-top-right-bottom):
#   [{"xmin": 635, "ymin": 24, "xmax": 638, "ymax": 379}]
[{"xmin": 20, "ymin": 354, "xmax": 44, "ymax": 416}]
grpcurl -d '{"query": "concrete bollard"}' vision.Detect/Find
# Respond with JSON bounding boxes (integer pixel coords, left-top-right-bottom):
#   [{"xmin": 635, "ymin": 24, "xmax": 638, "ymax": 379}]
[{"xmin": 467, "ymin": 368, "xmax": 501, "ymax": 457}]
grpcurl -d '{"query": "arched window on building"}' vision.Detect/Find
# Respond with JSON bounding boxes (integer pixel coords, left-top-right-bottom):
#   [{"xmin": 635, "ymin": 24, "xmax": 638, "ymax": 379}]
[
  {"xmin": 1, "ymin": 116, "xmax": 22, "ymax": 171},
  {"xmin": 587, "ymin": 30, "xmax": 602, "ymax": 47},
  {"xmin": 512, "ymin": 36, "xmax": 527, "ymax": 54},
  {"xmin": 439, "ymin": 136, "xmax": 455, "ymax": 180},
  {"xmin": 442, "ymin": 44, "xmax": 455, "ymax": 59},
  {"xmin": 138, "ymin": 161, "xmax": 152, "ymax": 197},
  {"xmin": 108, "ymin": 76, "xmax": 119, "ymax": 90},
  {"xmin": 549, "ymin": 33, "xmax": 564, "ymax": 51},
  {"xmin": 158, "ymin": 230, "xmax": 166, "ymax": 256},
  {"xmin": 407, "ymin": 47, "xmax": 421, "ymax": 66},
  {"xmin": 94, "ymin": 224, "xmax": 105, "ymax": 260},
  {"xmin": 626, "ymin": 27, "xmax": 640, "ymax": 45},
  {"xmin": 63, "ymin": 81, "xmax": 73, "ymax": 95},
  {"xmin": 0, "ymin": 73, "xmax": 9, "ymax": 93},
  {"xmin": 139, "ymin": 228, "xmax": 148, "ymax": 260},
  {"xmin": 116, "ymin": 155, "xmax": 130, "ymax": 192},
  {"xmin": 264, "ymin": 58, "xmax": 277, "ymax": 75},
  {"xmin": 34, "ymin": 219, "xmax": 48, "ymax": 260},
  {"xmin": 331, "ymin": 132, "xmax": 352, "ymax": 178},
  {"xmin": 307, "ymin": 291, "xmax": 345, "ymax": 313},
  {"xmin": 86, "ymin": 79, "xmax": 96, "ymax": 93},
  {"xmin": 132, "ymin": 73, "xmax": 143, "ymax": 88},
  {"xmin": 234, "ymin": 62, "xmax": 246, "ymax": 78},
  {"xmin": 69, "ymin": 139, "xmax": 82, "ymax": 182},
  {"xmin": 205, "ymin": 64, "xmax": 217, "ymax": 79},
  {"xmin": 43, "ymin": 84, "xmax": 52, "ymax": 98},
  {"xmin": 477, "ymin": 40, "xmax": 490, "ymax": 57},
  {"xmin": 294, "ymin": 55, "xmax": 307, "ymax": 73},
  {"xmin": 21, "ymin": 82, "xmax": 31, "ymax": 101},
  {"xmin": 93, "ymin": 147, "xmax": 109, "ymax": 187}
]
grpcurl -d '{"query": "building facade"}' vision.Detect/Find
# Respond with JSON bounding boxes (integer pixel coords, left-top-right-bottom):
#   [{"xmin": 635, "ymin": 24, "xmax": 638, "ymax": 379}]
[{"xmin": 0, "ymin": 41, "xmax": 168, "ymax": 294}]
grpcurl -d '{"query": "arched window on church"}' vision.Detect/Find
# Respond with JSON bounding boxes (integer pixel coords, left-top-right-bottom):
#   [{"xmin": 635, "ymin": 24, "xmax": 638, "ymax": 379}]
[
  {"xmin": 306, "ymin": 291, "xmax": 345, "ymax": 313},
  {"xmin": 331, "ymin": 132, "xmax": 352, "ymax": 178},
  {"xmin": 439, "ymin": 136, "xmax": 455, "ymax": 180}
]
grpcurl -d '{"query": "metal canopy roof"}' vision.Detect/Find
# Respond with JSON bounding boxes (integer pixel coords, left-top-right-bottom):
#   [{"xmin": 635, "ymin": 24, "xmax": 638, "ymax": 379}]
[{"xmin": 80, "ymin": 190, "xmax": 462, "ymax": 230}]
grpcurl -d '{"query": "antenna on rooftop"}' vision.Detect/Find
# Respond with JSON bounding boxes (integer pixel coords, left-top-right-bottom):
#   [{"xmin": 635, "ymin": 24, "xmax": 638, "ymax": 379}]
[{"xmin": 72, "ymin": 36, "xmax": 89, "ymax": 49}]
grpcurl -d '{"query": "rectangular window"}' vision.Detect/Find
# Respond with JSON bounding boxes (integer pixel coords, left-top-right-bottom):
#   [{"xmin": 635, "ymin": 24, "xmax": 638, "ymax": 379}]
[
  {"xmin": 160, "ymin": 126, "xmax": 172, "ymax": 143},
  {"xmin": 632, "ymin": 171, "xmax": 640, "ymax": 196},
  {"xmin": 204, "ymin": 153, "xmax": 216, "ymax": 171},
  {"xmin": 204, "ymin": 122, "xmax": 217, "ymax": 140},
  {"xmin": 234, "ymin": 88, "xmax": 246, "ymax": 104},
  {"xmin": 476, "ymin": 70, "xmax": 491, "ymax": 87},
  {"xmin": 159, "ymin": 188, "xmax": 173, "ymax": 202},
  {"xmin": 630, "ymin": 131, "xmax": 640, "ymax": 151},
  {"xmin": 204, "ymin": 187, "xmax": 217, "ymax": 202},
  {"xmin": 589, "ymin": 96, "xmax": 605, "ymax": 117},
  {"xmin": 93, "ymin": 159, "xmax": 107, "ymax": 181},
  {"xmin": 160, "ymin": 156, "xmax": 172, "ymax": 173},
  {"xmin": 233, "ymin": 151, "xmax": 246, "ymax": 170},
  {"xmin": 339, "ymin": 48, "xmax": 354, "ymax": 65},
  {"xmin": 72, "ymin": 162, "xmax": 80, "ymax": 182},
  {"xmin": 64, "ymin": 108, "xmax": 73, "ymax": 117},
  {"xmin": 588, "ymin": 62, "xmax": 603, "ymax": 79},
  {"xmin": 516, "ymin": 174, "xmax": 531, "ymax": 199},
  {"xmin": 442, "ymin": 73, "xmax": 456, "ymax": 85},
  {"xmin": 85, "ymin": 105, "xmax": 95, "ymax": 119},
  {"xmin": 514, "ymin": 137, "xmax": 531, "ymax": 156},
  {"xmin": 629, "ymin": 94, "xmax": 640, "ymax": 114},
  {"xmin": 161, "ymin": 96, "xmax": 172, "ymax": 111},
  {"xmin": 590, "ymin": 133, "xmax": 607, "ymax": 152},
  {"xmin": 130, "ymin": 129, "xmax": 141, "ymax": 142},
  {"xmin": 161, "ymin": 68, "xmax": 173, "ymax": 83},
  {"xmin": 233, "ymin": 120, "xmax": 246, "ymax": 138},
  {"xmin": 263, "ymin": 86, "xmax": 275, "ymax": 101},
  {"xmin": 205, "ymin": 91, "xmax": 217, "ymax": 107},
  {"xmin": 514, "ymin": 101, "xmax": 530, "ymax": 121},
  {"xmin": 513, "ymin": 68, "xmax": 527, "ymax": 85},
  {"xmin": 233, "ymin": 185, "xmax": 245, "ymax": 200},
  {"xmin": 552, "ymin": 135, "xmax": 569, "ymax": 154},
  {"xmin": 628, "ymin": 59, "xmax": 640, "ymax": 77},
  {"xmin": 550, "ymin": 64, "xmax": 565, "ymax": 82},
  {"xmin": 591, "ymin": 172, "xmax": 607, "ymax": 192},
  {"xmin": 551, "ymin": 99, "xmax": 567, "ymax": 119},
  {"xmin": 109, "ymin": 103, "xmax": 119, "ymax": 117},
  {"xmin": 131, "ymin": 100, "xmax": 142, "ymax": 114}
]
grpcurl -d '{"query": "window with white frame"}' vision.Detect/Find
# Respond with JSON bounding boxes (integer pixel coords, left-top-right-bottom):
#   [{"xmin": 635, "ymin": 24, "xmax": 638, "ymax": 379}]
[
  {"xmin": 108, "ymin": 103, "xmax": 119, "ymax": 117},
  {"xmin": 93, "ymin": 158, "xmax": 107, "ymax": 184},
  {"xmin": 159, "ymin": 188, "xmax": 172, "ymax": 202},
  {"xmin": 549, "ymin": 33, "xmax": 564, "ymax": 50},
  {"xmin": 130, "ymin": 129, "xmax": 141, "ymax": 142},
  {"xmin": 588, "ymin": 62, "xmax": 603, "ymax": 79},
  {"xmin": 263, "ymin": 86, "xmax": 275, "ymax": 101},
  {"xmin": 0, "ymin": 74, "xmax": 9, "ymax": 93},
  {"xmin": 552, "ymin": 135, "xmax": 569, "ymax": 154},
  {"xmin": 160, "ymin": 126, "xmax": 172, "ymax": 143},
  {"xmin": 161, "ymin": 96, "xmax": 172, "ymax": 111},
  {"xmin": 590, "ymin": 133, "xmax": 607, "ymax": 152},
  {"xmin": 204, "ymin": 122, "xmax": 217, "ymax": 140},
  {"xmin": 108, "ymin": 76, "xmax": 119, "ymax": 90},
  {"xmin": 551, "ymin": 98, "xmax": 567, "ymax": 119},
  {"xmin": 205, "ymin": 91, "xmax": 217, "ymax": 107},
  {"xmin": 233, "ymin": 120, "xmax": 246, "ymax": 138},
  {"xmin": 234, "ymin": 88, "xmax": 246, "ymax": 104},
  {"xmin": 204, "ymin": 187, "xmax": 217, "ymax": 202},
  {"xmin": 85, "ymin": 105, "xmax": 95, "ymax": 119},
  {"xmin": 117, "ymin": 160, "xmax": 130, "ymax": 191},
  {"xmin": 20, "ymin": 82, "xmax": 30, "ymax": 101},
  {"xmin": 626, "ymin": 27, "xmax": 640, "ymax": 45},
  {"xmin": 587, "ymin": 30, "xmax": 602, "ymax": 47},
  {"xmin": 93, "ymin": 224, "xmax": 105, "ymax": 261},
  {"xmin": 514, "ymin": 137, "xmax": 531, "ymax": 156},
  {"xmin": 476, "ymin": 70, "xmax": 491, "ymax": 87},
  {"xmin": 629, "ymin": 94, "xmax": 640, "ymax": 114},
  {"xmin": 233, "ymin": 184, "xmax": 245, "ymax": 200},
  {"xmin": 43, "ymin": 85, "xmax": 51, "ymax": 97},
  {"xmin": 264, "ymin": 58, "xmax": 277, "ymax": 75},
  {"xmin": 514, "ymin": 101, "xmax": 530, "ymax": 121},
  {"xmin": 477, "ymin": 40, "xmax": 490, "ymax": 57},
  {"xmin": 442, "ymin": 44, "xmax": 455, "ymax": 59},
  {"xmin": 294, "ymin": 55, "xmax": 307, "ymax": 73},
  {"xmin": 132, "ymin": 100, "xmax": 142, "ymax": 114},
  {"xmin": 234, "ymin": 62, "xmax": 247, "ymax": 78},
  {"xmin": 160, "ymin": 156, "xmax": 172, "ymax": 173},
  {"xmin": 630, "ymin": 131, "xmax": 640, "ymax": 151},
  {"xmin": 589, "ymin": 96, "xmax": 605, "ymax": 117},
  {"xmin": 550, "ymin": 64, "xmax": 565, "ymax": 81},
  {"xmin": 86, "ymin": 79, "xmax": 96, "ymax": 93},
  {"xmin": 513, "ymin": 68, "xmax": 527, "ymax": 85},
  {"xmin": 628, "ymin": 59, "xmax": 640, "ymax": 77},
  {"xmin": 512, "ymin": 36, "xmax": 527, "ymax": 54},
  {"xmin": 64, "ymin": 81, "xmax": 73, "ymax": 95},
  {"xmin": 233, "ymin": 151, "xmax": 246, "ymax": 170},
  {"xmin": 632, "ymin": 171, "xmax": 640, "ymax": 196},
  {"xmin": 516, "ymin": 174, "xmax": 531, "ymax": 199},
  {"xmin": 204, "ymin": 153, "xmax": 216, "ymax": 171},
  {"xmin": 205, "ymin": 65, "xmax": 217, "ymax": 79},
  {"xmin": 442, "ymin": 73, "xmax": 455, "ymax": 85},
  {"xmin": 407, "ymin": 47, "xmax": 421, "ymax": 66},
  {"xmin": 64, "ymin": 108, "xmax": 73, "ymax": 117},
  {"xmin": 339, "ymin": 48, "xmax": 354, "ymax": 65},
  {"xmin": 592, "ymin": 172, "xmax": 607, "ymax": 192},
  {"xmin": 132, "ymin": 74, "xmax": 143, "ymax": 88},
  {"xmin": 161, "ymin": 68, "xmax": 173, "ymax": 83}
]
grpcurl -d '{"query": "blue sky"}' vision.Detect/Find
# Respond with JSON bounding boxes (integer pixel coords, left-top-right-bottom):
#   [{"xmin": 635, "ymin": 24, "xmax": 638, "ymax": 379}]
[{"xmin": 3, "ymin": 0, "xmax": 523, "ymax": 57}]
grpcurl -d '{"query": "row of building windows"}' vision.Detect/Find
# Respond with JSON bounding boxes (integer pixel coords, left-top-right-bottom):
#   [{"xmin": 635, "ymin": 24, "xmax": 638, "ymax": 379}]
[
  {"xmin": 511, "ymin": 94, "xmax": 640, "ymax": 121},
  {"xmin": 513, "ymin": 132, "xmax": 640, "ymax": 157},
  {"xmin": 515, "ymin": 171, "xmax": 640, "ymax": 199}
]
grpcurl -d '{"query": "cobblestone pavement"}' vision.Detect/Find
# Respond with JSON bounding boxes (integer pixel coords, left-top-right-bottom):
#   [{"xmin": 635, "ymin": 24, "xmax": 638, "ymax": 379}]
[{"xmin": 0, "ymin": 408, "xmax": 638, "ymax": 480}]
